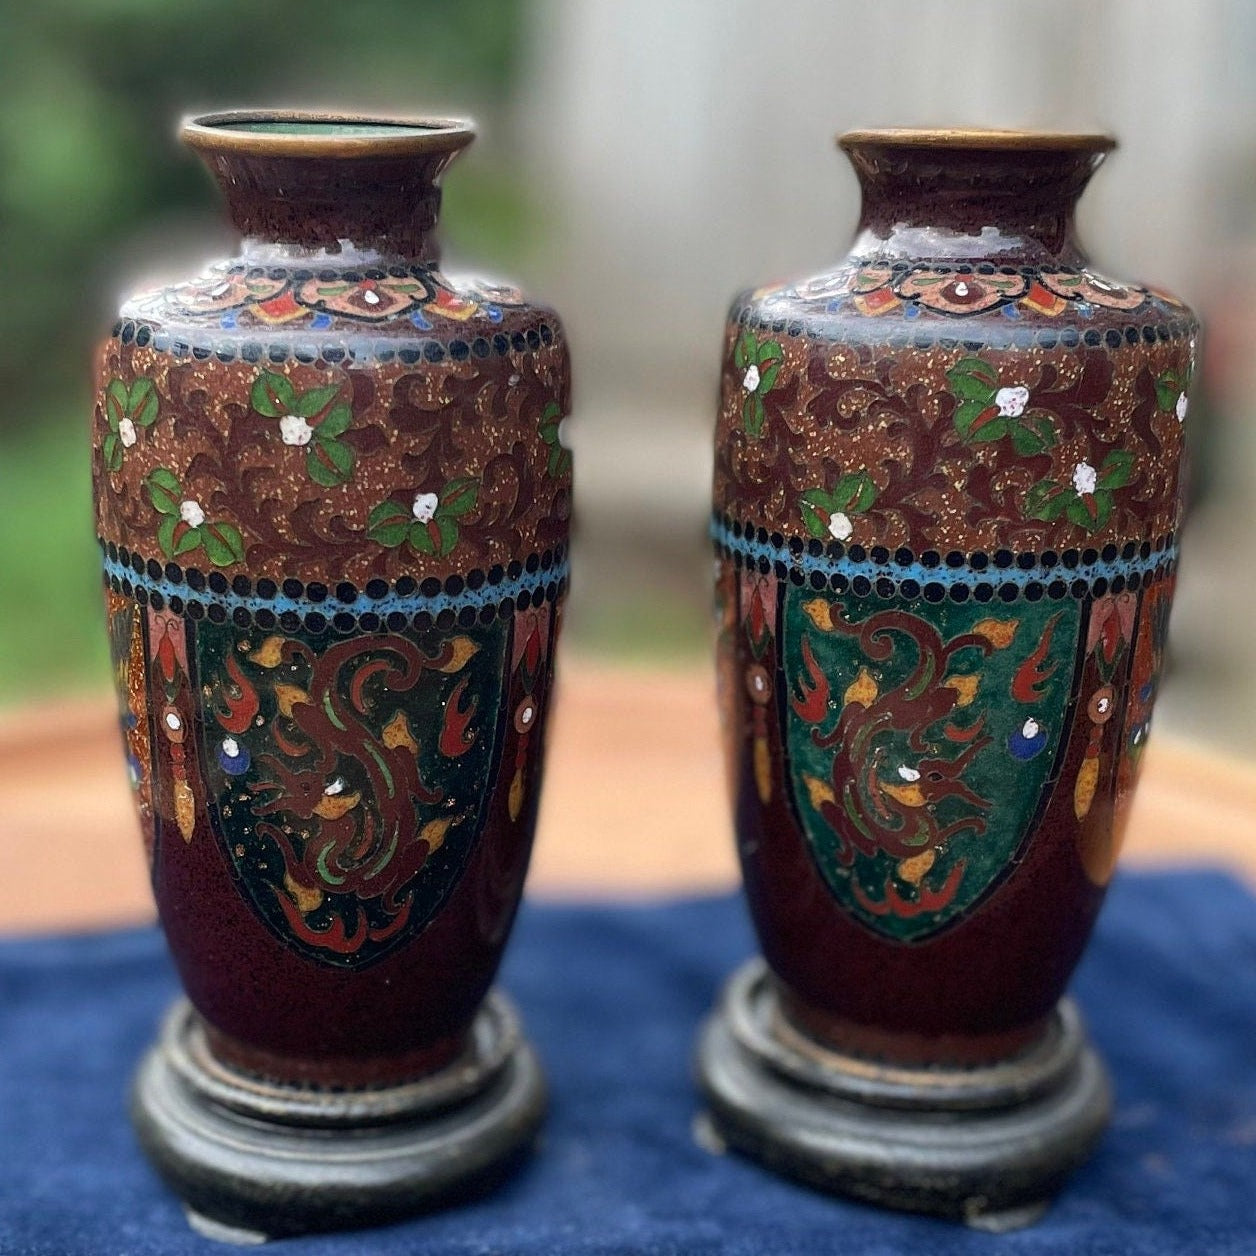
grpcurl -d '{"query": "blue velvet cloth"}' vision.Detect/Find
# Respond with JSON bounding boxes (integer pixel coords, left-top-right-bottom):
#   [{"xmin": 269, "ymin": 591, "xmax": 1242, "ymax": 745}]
[{"xmin": 2, "ymin": 870, "xmax": 1255, "ymax": 1254}]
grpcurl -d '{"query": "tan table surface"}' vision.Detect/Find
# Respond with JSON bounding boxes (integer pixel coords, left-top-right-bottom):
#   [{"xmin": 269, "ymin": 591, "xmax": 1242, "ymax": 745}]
[{"xmin": 1, "ymin": 659, "xmax": 1253, "ymax": 933}]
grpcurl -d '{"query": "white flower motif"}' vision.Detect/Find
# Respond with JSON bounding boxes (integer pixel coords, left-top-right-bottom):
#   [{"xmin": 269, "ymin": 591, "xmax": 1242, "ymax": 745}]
[
  {"xmin": 1072, "ymin": 461, "xmax": 1098, "ymax": 497},
  {"xmin": 412, "ymin": 492, "xmax": 439, "ymax": 523},
  {"xmin": 1175, "ymin": 392, "xmax": 1188, "ymax": 423},
  {"xmin": 1022, "ymin": 718, "xmax": 1041, "ymax": 739},
  {"xmin": 324, "ymin": 776, "xmax": 346, "ymax": 796},
  {"xmin": 742, "ymin": 364, "xmax": 761, "ymax": 393},
  {"xmin": 557, "ymin": 417, "xmax": 572, "ymax": 449},
  {"xmin": 995, "ymin": 385, "xmax": 1030, "ymax": 418},
  {"xmin": 279, "ymin": 414, "xmax": 313, "ymax": 446},
  {"xmin": 897, "ymin": 765, "xmax": 921, "ymax": 782},
  {"xmin": 221, "ymin": 737, "xmax": 240, "ymax": 758},
  {"xmin": 118, "ymin": 417, "xmax": 137, "ymax": 448},
  {"xmin": 179, "ymin": 499, "xmax": 205, "ymax": 528},
  {"xmin": 827, "ymin": 511, "xmax": 853, "ymax": 542}
]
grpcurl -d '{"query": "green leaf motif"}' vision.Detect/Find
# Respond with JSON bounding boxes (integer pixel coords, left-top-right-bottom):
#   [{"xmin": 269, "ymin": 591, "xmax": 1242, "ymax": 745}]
[
  {"xmin": 250, "ymin": 371, "xmax": 297, "ymax": 418},
  {"xmin": 434, "ymin": 517, "xmax": 460, "ymax": 556},
  {"xmin": 367, "ymin": 500, "xmax": 410, "ymax": 547},
  {"xmin": 797, "ymin": 471, "xmax": 878, "ymax": 539},
  {"xmin": 1025, "ymin": 414, "xmax": 1057, "ymax": 451},
  {"xmin": 547, "ymin": 444, "xmax": 572, "ymax": 478},
  {"xmin": 157, "ymin": 516, "xmax": 180, "ymax": 559},
  {"xmin": 1024, "ymin": 474, "xmax": 1118, "ymax": 533},
  {"xmin": 1010, "ymin": 426, "xmax": 1040, "ymax": 457},
  {"xmin": 948, "ymin": 361, "xmax": 1062, "ymax": 456},
  {"xmin": 318, "ymin": 402, "xmax": 352, "ymax": 439},
  {"xmin": 105, "ymin": 379, "xmax": 129, "ymax": 432},
  {"xmin": 295, "ymin": 383, "xmax": 342, "ymax": 419},
  {"xmin": 1093, "ymin": 493, "xmax": 1115, "ymax": 530},
  {"xmin": 1154, "ymin": 370, "xmax": 1182, "ymax": 413},
  {"xmin": 408, "ymin": 520, "xmax": 436, "ymax": 555},
  {"xmin": 743, "ymin": 395, "xmax": 766, "ymax": 439},
  {"xmin": 1064, "ymin": 493, "xmax": 1113, "ymax": 532},
  {"xmin": 128, "ymin": 378, "xmax": 159, "ymax": 428},
  {"xmin": 1024, "ymin": 480, "xmax": 1068, "ymax": 521},
  {"xmin": 146, "ymin": 467, "xmax": 182, "ymax": 516},
  {"xmin": 734, "ymin": 334, "xmax": 784, "ymax": 438},
  {"xmin": 799, "ymin": 498, "xmax": 829, "ymax": 540},
  {"xmin": 831, "ymin": 472, "xmax": 876, "ymax": 514},
  {"xmin": 1099, "ymin": 449, "xmax": 1134, "ymax": 490},
  {"xmin": 305, "ymin": 438, "xmax": 355, "ymax": 487},
  {"xmin": 102, "ymin": 377, "xmax": 159, "ymax": 462},
  {"xmin": 538, "ymin": 403, "xmax": 572, "ymax": 478},
  {"xmin": 1008, "ymin": 416, "xmax": 1056, "ymax": 457},
  {"xmin": 953, "ymin": 398, "xmax": 994, "ymax": 438},
  {"xmin": 947, "ymin": 357, "xmax": 999, "ymax": 403},
  {"xmin": 439, "ymin": 477, "xmax": 479, "ymax": 517},
  {"xmin": 173, "ymin": 526, "xmax": 203, "ymax": 556},
  {"xmin": 755, "ymin": 339, "xmax": 783, "ymax": 368},
  {"xmin": 968, "ymin": 416, "xmax": 1010, "ymax": 443},
  {"xmin": 201, "ymin": 522, "xmax": 247, "ymax": 568}
]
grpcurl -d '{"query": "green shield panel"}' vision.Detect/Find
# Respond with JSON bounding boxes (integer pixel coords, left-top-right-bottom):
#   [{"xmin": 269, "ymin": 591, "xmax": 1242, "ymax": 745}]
[
  {"xmin": 782, "ymin": 589, "xmax": 1082, "ymax": 943},
  {"xmin": 193, "ymin": 620, "xmax": 508, "ymax": 968}
]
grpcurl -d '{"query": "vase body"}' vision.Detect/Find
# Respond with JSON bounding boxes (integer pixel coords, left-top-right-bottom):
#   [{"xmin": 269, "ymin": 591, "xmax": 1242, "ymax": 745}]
[
  {"xmin": 711, "ymin": 131, "xmax": 1196, "ymax": 1065},
  {"xmin": 92, "ymin": 114, "xmax": 571, "ymax": 1093}
]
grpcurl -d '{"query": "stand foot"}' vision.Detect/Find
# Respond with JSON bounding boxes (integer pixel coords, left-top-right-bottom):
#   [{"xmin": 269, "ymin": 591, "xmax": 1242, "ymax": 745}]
[
  {"xmin": 695, "ymin": 960, "xmax": 1110, "ymax": 1228},
  {"xmin": 133, "ymin": 992, "xmax": 546, "ymax": 1241}
]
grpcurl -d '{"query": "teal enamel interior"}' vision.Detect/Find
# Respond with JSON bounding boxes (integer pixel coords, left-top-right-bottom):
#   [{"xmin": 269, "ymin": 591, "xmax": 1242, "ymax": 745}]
[{"xmin": 211, "ymin": 120, "xmax": 448, "ymax": 137}]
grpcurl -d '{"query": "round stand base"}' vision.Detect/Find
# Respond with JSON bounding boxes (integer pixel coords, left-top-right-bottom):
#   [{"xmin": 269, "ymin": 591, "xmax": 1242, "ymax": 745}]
[
  {"xmin": 132, "ymin": 992, "xmax": 546, "ymax": 1242},
  {"xmin": 695, "ymin": 960, "xmax": 1110, "ymax": 1230}
]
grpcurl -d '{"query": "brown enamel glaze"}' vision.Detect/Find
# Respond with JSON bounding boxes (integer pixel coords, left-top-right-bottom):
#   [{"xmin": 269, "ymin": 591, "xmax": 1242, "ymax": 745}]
[
  {"xmin": 841, "ymin": 129, "xmax": 1113, "ymax": 260},
  {"xmin": 93, "ymin": 112, "xmax": 570, "ymax": 1086},
  {"xmin": 182, "ymin": 112, "xmax": 473, "ymax": 258},
  {"xmin": 712, "ymin": 129, "xmax": 1196, "ymax": 1065},
  {"xmin": 159, "ymin": 641, "xmax": 557, "ymax": 1084}
]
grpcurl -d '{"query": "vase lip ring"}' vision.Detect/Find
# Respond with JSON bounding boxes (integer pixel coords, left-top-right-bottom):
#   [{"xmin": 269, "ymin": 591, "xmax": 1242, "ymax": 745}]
[
  {"xmin": 180, "ymin": 109, "xmax": 476, "ymax": 159},
  {"xmin": 838, "ymin": 127, "xmax": 1116, "ymax": 156}
]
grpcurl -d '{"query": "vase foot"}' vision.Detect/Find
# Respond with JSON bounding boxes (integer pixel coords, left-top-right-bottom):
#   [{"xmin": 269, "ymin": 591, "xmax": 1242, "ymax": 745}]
[
  {"xmin": 132, "ymin": 991, "xmax": 546, "ymax": 1241},
  {"xmin": 694, "ymin": 959, "xmax": 1110, "ymax": 1227}
]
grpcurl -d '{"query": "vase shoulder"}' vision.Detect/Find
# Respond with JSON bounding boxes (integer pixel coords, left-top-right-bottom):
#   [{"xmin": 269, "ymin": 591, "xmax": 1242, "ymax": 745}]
[
  {"xmin": 731, "ymin": 256, "xmax": 1197, "ymax": 350},
  {"xmin": 116, "ymin": 256, "xmax": 564, "ymax": 365}
]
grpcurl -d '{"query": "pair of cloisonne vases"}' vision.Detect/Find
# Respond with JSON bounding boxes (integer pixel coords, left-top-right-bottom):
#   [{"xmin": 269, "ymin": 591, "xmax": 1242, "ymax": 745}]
[{"xmin": 94, "ymin": 112, "xmax": 1195, "ymax": 1240}]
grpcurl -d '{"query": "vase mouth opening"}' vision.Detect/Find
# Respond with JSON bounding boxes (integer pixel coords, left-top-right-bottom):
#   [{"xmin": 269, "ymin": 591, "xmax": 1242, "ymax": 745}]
[
  {"xmin": 838, "ymin": 128, "xmax": 1115, "ymax": 157},
  {"xmin": 181, "ymin": 110, "xmax": 475, "ymax": 159}
]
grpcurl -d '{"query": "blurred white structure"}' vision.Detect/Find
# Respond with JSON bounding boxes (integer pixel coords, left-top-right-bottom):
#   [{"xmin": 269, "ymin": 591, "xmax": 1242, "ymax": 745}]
[{"xmin": 511, "ymin": 0, "xmax": 1256, "ymax": 747}]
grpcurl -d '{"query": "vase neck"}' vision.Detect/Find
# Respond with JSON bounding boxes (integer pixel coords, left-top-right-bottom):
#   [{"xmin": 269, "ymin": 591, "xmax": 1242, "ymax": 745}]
[
  {"xmin": 181, "ymin": 111, "xmax": 475, "ymax": 264},
  {"xmin": 839, "ymin": 129, "xmax": 1114, "ymax": 267}
]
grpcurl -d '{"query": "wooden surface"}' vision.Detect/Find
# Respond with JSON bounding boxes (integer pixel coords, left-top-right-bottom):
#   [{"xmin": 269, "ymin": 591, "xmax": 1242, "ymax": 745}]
[{"xmin": 1, "ymin": 659, "xmax": 1253, "ymax": 933}]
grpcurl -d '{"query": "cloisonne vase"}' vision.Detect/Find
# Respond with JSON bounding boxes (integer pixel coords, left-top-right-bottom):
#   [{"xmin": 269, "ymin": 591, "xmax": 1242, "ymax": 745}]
[
  {"xmin": 698, "ymin": 130, "xmax": 1196, "ymax": 1226},
  {"xmin": 92, "ymin": 112, "xmax": 571, "ymax": 1239}
]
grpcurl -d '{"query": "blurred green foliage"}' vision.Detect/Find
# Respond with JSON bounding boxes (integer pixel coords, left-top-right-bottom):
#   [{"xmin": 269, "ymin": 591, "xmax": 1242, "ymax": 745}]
[{"xmin": 0, "ymin": 1, "xmax": 538, "ymax": 703}]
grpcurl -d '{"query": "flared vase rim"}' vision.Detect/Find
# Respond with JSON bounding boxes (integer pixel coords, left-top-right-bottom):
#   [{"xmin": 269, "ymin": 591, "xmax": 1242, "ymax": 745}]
[
  {"xmin": 180, "ymin": 109, "xmax": 476, "ymax": 159},
  {"xmin": 838, "ymin": 127, "xmax": 1116, "ymax": 156}
]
